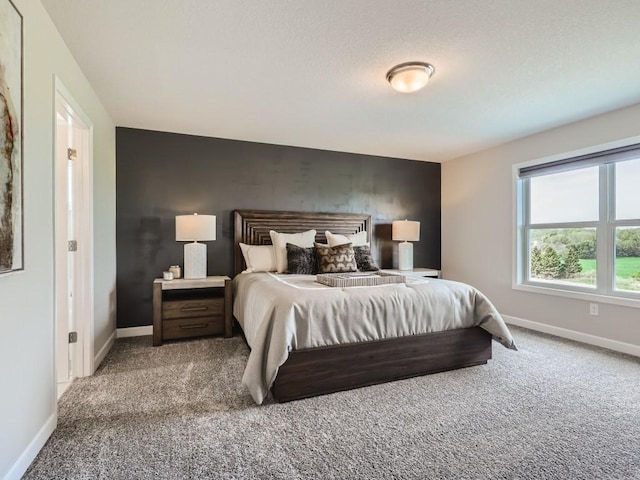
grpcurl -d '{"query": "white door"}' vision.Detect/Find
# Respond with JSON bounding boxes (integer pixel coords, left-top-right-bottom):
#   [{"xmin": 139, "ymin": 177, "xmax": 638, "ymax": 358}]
[{"xmin": 55, "ymin": 94, "xmax": 90, "ymax": 398}]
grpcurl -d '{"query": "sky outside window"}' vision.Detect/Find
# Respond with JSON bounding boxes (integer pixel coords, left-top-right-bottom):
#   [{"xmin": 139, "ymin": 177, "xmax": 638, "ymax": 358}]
[
  {"xmin": 615, "ymin": 158, "xmax": 640, "ymax": 220},
  {"xmin": 530, "ymin": 167, "xmax": 599, "ymax": 224}
]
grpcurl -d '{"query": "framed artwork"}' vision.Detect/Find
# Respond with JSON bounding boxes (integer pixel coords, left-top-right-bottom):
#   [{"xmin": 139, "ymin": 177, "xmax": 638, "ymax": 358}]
[{"xmin": 0, "ymin": 0, "xmax": 23, "ymax": 274}]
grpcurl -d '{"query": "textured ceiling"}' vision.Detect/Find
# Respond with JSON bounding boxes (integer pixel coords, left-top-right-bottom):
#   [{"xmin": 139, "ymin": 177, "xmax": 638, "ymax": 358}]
[{"xmin": 42, "ymin": 0, "xmax": 640, "ymax": 162}]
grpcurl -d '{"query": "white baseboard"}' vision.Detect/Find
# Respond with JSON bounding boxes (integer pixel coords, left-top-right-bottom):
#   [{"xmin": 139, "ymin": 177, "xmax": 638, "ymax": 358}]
[
  {"xmin": 93, "ymin": 331, "xmax": 116, "ymax": 372},
  {"xmin": 503, "ymin": 314, "xmax": 640, "ymax": 357},
  {"xmin": 116, "ymin": 325, "xmax": 152, "ymax": 338},
  {"xmin": 3, "ymin": 413, "xmax": 56, "ymax": 480}
]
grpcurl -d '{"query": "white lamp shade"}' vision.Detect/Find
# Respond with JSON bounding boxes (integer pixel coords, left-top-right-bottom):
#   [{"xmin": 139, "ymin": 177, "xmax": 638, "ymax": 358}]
[
  {"xmin": 386, "ymin": 62, "xmax": 435, "ymax": 93},
  {"xmin": 176, "ymin": 214, "xmax": 216, "ymax": 241},
  {"xmin": 392, "ymin": 220, "xmax": 420, "ymax": 242}
]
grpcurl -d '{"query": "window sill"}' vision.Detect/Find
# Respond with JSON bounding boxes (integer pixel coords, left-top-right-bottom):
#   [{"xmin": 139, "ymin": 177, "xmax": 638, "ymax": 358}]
[{"xmin": 513, "ymin": 282, "xmax": 640, "ymax": 309}]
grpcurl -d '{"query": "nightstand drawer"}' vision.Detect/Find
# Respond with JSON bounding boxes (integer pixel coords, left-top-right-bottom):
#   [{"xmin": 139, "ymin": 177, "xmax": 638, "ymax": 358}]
[
  {"xmin": 162, "ymin": 297, "xmax": 224, "ymax": 320},
  {"xmin": 162, "ymin": 316, "xmax": 225, "ymax": 340},
  {"xmin": 153, "ymin": 276, "xmax": 233, "ymax": 346}
]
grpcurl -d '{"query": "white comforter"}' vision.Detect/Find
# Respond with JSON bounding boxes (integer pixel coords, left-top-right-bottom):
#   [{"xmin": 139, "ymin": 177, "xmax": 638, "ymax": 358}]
[{"xmin": 233, "ymin": 273, "xmax": 516, "ymax": 404}]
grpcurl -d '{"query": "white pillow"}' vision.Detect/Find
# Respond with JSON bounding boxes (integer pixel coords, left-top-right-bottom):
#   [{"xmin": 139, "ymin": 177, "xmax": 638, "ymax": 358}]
[
  {"xmin": 239, "ymin": 243, "xmax": 277, "ymax": 273},
  {"xmin": 325, "ymin": 230, "xmax": 369, "ymax": 248},
  {"xmin": 269, "ymin": 230, "xmax": 317, "ymax": 273}
]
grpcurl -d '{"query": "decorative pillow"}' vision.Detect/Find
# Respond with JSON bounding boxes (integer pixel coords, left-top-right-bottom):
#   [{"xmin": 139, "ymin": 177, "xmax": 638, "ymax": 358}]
[
  {"xmin": 314, "ymin": 242, "xmax": 358, "ymax": 273},
  {"xmin": 353, "ymin": 245, "xmax": 380, "ymax": 272},
  {"xmin": 325, "ymin": 230, "xmax": 369, "ymax": 248},
  {"xmin": 269, "ymin": 229, "xmax": 317, "ymax": 273},
  {"xmin": 239, "ymin": 243, "xmax": 277, "ymax": 273},
  {"xmin": 286, "ymin": 243, "xmax": 317, "ymax": 274}
]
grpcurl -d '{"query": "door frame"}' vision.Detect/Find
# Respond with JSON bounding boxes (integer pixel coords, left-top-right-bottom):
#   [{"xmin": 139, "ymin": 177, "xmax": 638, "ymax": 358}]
[{"xmin": 53, "ymin": 77, "xmax": 95, "ymax": 385}]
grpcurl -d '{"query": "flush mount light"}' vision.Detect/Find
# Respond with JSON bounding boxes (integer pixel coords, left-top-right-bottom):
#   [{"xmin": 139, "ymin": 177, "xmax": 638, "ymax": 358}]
[{"xmin": 386, "ymin": 61, "xmax": 435, "ymax": 93}]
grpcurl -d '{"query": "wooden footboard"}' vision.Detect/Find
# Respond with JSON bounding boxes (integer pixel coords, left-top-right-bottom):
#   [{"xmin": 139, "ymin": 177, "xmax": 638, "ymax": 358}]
[{"xmin": 272, "ymin": 326, "xmax": 492, "ymax": 402}]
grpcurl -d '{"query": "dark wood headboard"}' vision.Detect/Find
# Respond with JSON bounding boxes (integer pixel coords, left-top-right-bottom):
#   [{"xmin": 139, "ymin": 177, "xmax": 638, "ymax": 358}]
[{"xmin": 233, "ymin": 210, "xmax": 371, "ymax": 276}]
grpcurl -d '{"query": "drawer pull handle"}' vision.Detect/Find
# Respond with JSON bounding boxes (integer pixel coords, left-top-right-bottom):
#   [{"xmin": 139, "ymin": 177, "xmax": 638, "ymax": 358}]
[
  {"xmin": 180, "ymin": 305, "xmax": 208, "ymax": 312},
  {"xmin": 179, "ymin": 323, "xmax": 209, "ymax": 330}
]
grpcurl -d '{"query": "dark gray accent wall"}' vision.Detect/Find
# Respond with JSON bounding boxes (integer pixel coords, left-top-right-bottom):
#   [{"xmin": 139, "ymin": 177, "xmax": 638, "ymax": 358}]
[{"xmin": 116, "ymin": 127, "xmax": 441, "ymax": 328}]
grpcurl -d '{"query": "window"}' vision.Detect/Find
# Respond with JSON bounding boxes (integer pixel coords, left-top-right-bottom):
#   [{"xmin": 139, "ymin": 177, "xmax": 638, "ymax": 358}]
[{"xmin": 517, "ymin": 143, "xmax": 640, "ymax": 302}]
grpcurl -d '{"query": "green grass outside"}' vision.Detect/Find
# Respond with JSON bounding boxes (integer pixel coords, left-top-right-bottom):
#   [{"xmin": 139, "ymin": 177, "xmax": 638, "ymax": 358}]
[
  {"xmin": 578, "ymin": 259, "xmax": 596, "ymax": 273},
  {"xmin": 531, "ymin": 257, "xmax": 640, "ymax": 287},
  {"xmin": 575, "ymin": 256, "xmax": 640, "ymax": 291},
  {"xmin": 615, "ymin": 257, "xmax": 640, "ymax": 278},
  {"xmin": 579, "ymin": 257, "xmax": 640, "ymax": 277}
]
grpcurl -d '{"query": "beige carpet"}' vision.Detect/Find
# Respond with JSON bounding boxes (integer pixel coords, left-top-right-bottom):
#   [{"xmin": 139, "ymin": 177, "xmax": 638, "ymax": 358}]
[{"xmin": 25, "ymin": 326, "xmax": 640, "ymax": 479}]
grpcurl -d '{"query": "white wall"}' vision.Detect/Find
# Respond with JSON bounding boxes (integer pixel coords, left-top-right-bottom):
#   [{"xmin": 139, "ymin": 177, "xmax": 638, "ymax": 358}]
[
  {"xmin": 0, "ymin": 1, "xmax": 115, "ymax": 478},
  {"xmin": 443, "ymin": 103, "xmax": 640, "ymax": 351}
]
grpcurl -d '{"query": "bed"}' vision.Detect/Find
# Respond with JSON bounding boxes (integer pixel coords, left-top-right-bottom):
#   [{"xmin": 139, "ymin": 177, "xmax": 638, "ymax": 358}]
[{"xmin": 233, "ymin": 209, "xmax": 516, "ymax": 404}]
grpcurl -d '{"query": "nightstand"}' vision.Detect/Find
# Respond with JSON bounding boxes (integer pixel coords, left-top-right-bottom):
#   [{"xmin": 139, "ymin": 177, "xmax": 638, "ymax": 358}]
[
  {"xmin": 382, "ymin": 268, "xmax": 441, "ymax": 279},
  {"xmin": 152, "ymin": 276, "xmax": 232, "ymax": 346}
]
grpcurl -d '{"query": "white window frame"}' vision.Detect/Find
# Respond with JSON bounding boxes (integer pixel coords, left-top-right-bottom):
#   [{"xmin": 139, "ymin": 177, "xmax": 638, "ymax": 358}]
[{"xmin": 513, "ymin": 138, "xmax": 640, "ymax": 309}]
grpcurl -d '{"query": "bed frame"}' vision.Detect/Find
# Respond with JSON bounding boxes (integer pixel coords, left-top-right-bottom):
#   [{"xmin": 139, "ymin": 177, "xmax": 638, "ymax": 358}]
[{"xmin": 234, "ymin": 209, "xmax": 492, "ymax": 402}]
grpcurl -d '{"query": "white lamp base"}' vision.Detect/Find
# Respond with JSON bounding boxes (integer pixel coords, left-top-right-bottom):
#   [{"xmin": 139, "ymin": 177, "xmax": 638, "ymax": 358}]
[
  {"xmin": 398, "ymin": 242, "xmax": 413, "ymax": 271},
  {"xmin": 184, "ymin": 242, "xmax": 207, "ymax": 279}
]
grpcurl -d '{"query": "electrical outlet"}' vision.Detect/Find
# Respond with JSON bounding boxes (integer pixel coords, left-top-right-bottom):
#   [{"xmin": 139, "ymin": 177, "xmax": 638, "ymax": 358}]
[{"xmin": 589, "ymin": 303, "xmax": 599, "ymax": 316}]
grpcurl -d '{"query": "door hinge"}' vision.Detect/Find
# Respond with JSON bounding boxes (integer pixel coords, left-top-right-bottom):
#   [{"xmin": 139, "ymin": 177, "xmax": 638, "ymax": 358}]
[
  {"xmin": 67, "ymin": 148, "xmax": 77, "ymax": 161},
  {"xmin": 68, "ymin": 240, "xmax": 78, "ymax": 252},
  {"xmin": 68, "ymin": 331, "xmax": 78, "ymax": 343}
]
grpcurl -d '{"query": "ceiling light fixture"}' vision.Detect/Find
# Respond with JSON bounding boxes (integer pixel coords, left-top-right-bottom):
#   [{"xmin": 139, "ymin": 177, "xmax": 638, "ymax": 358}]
[{"xmin": 386, "ymin": 61, "xmax": 435, "ymax": 93}]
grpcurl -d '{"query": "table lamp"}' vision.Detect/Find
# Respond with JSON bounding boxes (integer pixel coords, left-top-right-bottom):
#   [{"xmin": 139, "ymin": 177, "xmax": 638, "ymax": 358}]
[
  {"xmin": 392, "ymin": 220, "xmax": 420, "ymax": 271},
  {"xmin": 176, "ymin": 214, "xmax": 216, "ymax": 279}
]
